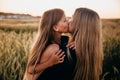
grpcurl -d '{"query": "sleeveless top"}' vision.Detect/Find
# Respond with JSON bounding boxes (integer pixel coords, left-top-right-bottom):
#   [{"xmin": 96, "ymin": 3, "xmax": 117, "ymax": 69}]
[{"xmin": 37, "ymin": 36, "xmax": 76, "ymax": 80}]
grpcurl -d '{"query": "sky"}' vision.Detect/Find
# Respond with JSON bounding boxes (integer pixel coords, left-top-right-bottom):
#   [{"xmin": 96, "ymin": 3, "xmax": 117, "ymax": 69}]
[{"xmin": 0, "ymin": 0, "xmax": 120, "ymax": 19}]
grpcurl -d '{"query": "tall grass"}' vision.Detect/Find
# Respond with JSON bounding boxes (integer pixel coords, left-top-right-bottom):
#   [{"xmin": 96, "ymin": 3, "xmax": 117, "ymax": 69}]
[
  {"xmin": 102, "ymin": 38, "xmax": 120, "ymax": 80},
  {"xmin": 0, "ymin": 29, "xmax": 37, "ymax": 80}
]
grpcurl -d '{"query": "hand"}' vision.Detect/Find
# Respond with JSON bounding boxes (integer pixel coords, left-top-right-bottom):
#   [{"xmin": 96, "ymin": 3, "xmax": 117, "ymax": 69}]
[
  {"xmin": 66, "ymin": 41, "xmax": 75, "ymax": 50},
  {"xmin": 48, "ymin": 49, "xmax": 65, "ymax": 67}
]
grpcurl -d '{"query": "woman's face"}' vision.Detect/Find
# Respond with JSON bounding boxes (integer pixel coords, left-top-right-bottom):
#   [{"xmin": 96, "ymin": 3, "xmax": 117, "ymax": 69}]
[
  {"xmin": 68, "ymin": 18, "xmax": 74, "ymax": 34},
  {"xmin": 55, "ymin": 14, "xmax": 69, "ymax": 33}
]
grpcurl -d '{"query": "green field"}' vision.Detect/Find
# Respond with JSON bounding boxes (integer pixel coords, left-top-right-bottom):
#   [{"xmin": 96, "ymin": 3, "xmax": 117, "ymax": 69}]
[{"xmin": 0, "ymin": 18, "xmax": 120, "ymax": 80}]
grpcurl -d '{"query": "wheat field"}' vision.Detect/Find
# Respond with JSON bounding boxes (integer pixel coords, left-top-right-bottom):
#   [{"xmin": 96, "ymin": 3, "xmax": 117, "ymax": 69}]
[
  {"xmin": 0, "ymin": 30, "xmax": 37, "ymax": 80},
  {"xmin": 0, "ymin": 18, "xmax": 120, "ymax": 80}
]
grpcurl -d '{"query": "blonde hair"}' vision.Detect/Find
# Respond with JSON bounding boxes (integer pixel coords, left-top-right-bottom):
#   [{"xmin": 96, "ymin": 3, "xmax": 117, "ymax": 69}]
[
  {"xmin": 72, "ymin": 8, "xmax": 103, "ymax": 80},
  {"xmin": 23, "ymin": 8, "xmax": 64, "ymax": 79}
]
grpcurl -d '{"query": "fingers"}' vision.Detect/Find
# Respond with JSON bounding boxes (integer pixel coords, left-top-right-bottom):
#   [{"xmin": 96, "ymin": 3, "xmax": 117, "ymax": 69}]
[
  {"xmin": 66, "ymin": 42, "xmax": 75, "ymax": 50},
  {"xmin": 69, "ymin": 44, "xmax": 75, "ymax": 49},
  {"xmin": 66, "ymin": 42, "xmax": 74, "ymax": 48},
  {"xmin": 55, "ymin": 49, "xmax": 65, "ymax": 63},
  {"xmin": 58, "ymin": 56, "xmax": 65, "ymax": 63},
  {"xmin": 55, "ymin": 49, "xmax": 62, "ymax": 55},
  {"xmin": 58, "ymin": 59, "xmax": 64, "ymax": 63},
  {"xmin": 58, "ymin": 51, "xmax": 65, "ymax": 58},
  {"xmin": 66, "ymin": 42, "xmax": 73, "ymax": 47},
  {"xmin": 60, "ymin": 55, "xmax": 65, "ymax": 60},
  {"xmin": 58, "ymin": 53, "xmax": 65, "ymax": 63},
  {"xmin": 56, "ymin": 50, "xmax": 65, "ymax": 60},
  {"xmin": 72, "ymin": 46, "xmax": 76, "ymax": 50}
]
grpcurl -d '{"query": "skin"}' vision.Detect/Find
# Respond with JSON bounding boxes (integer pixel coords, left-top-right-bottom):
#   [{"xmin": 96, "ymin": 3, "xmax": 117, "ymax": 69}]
[{"xmin": 54, "ymin": 14, "xmax": 69, "ymax": 33}]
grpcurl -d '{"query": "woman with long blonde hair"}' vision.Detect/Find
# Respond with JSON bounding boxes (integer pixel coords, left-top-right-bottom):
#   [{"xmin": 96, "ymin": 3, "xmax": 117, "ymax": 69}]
[
  {"xmin": 68, "ymin": 8, "xmax": 103, "ymax": 80},
  {"xmin": 23, "ymin": 8, "xmax": 69, "ymax": 80}
]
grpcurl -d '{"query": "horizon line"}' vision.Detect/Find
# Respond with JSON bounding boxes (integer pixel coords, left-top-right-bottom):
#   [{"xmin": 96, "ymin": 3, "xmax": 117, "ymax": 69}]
[{"xmin": 0, "ymin": 11, "xmax": 120, "ymax": 19}]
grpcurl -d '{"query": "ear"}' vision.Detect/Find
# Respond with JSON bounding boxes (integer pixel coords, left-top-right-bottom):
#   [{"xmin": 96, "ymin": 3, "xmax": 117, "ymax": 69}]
[{"xmin": 53, "ymin": 25, "xmax": 59, "ymax": 31}]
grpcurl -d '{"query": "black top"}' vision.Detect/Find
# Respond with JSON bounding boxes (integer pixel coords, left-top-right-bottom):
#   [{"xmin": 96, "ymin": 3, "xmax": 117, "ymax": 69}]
[{"xmin": 37, "ymin": 36, "xmax": 76, "ymax": 80}]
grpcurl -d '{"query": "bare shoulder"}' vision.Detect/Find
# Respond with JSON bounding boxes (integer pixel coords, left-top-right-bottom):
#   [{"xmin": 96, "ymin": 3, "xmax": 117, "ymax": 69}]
[
  {"xmin": 40, "ymin": 44, "xmax": 60, "ymax": 63},
  {"xmin": 47, "ymin": 44, "xmax": 60, "ymax": 53}
]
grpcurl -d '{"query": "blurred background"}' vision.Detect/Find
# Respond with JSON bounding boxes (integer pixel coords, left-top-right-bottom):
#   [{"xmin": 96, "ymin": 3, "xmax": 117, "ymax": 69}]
[{"xmin": 0, "ymin": 0, "xmax": 120, "ymax": 80}]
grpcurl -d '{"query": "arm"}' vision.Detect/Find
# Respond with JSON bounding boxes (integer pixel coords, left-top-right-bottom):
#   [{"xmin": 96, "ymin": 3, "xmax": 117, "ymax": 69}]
[
  {"xmin": 26, "ymin": 44, "xmax": 65, "ymax": 80},
  {"xmin": 28, "ymin": 49, "xmax": 65, "ymax": 74}
]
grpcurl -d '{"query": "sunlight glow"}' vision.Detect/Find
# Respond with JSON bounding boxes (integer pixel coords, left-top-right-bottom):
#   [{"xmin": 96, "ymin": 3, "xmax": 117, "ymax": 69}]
[{"xmin": 0, "ymin": 0, "xmax": 120, "ymax": 18}]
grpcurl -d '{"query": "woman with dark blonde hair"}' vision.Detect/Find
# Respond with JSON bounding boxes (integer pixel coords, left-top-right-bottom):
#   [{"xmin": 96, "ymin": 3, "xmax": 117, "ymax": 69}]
[
  {"xmin": 68, "ymin": 8, "xmax": 103, "ymax": 80},
  {"xmin": 23, "ymin": 8, "xmax": 70, "ymax": 80}
]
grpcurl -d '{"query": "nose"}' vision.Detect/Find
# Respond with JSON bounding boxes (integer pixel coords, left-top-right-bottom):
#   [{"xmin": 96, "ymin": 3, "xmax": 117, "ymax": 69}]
[
  {"xmin": 68, "ymin": 20, "xmax": 72, "ymax": 26},
  {"xmin": 69, "ymin": 19, "xmax": 72, "ymax": 22}
]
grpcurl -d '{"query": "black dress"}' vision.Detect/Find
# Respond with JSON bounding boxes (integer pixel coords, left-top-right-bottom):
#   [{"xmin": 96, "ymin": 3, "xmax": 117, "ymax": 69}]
[{"xmin": 37, "ymin": 36, "xmax": 76, "ymax": 80}]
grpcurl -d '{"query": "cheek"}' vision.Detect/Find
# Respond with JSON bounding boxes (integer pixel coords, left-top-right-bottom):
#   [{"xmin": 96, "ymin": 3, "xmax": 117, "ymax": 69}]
[
  {"xmin": 64, "ymin": 23, "xmax": 68, "ymax": 28},
  {"xmin": 59, "ymin": 23, "xmax": 68, "ymax": 32},
  {"xmin": 68, "ymin": 20, "xmax": 74, "ymax": 32},
  {"xmin": 63, "ymin": 23, "xmax": 69, "ymax": 30},
  {"xmin": 69, "ymin": 24, "xmax": 74, "ymax": 33},
  {"xmin": 68, "ymin": 23, "xmax": 71, "ymax": 30}
]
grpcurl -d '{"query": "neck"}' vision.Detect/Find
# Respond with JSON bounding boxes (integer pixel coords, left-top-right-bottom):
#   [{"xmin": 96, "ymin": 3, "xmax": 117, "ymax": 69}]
[{"xmin": 52, "ymin": 32, "xmax": 61, "ymax": 45}]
